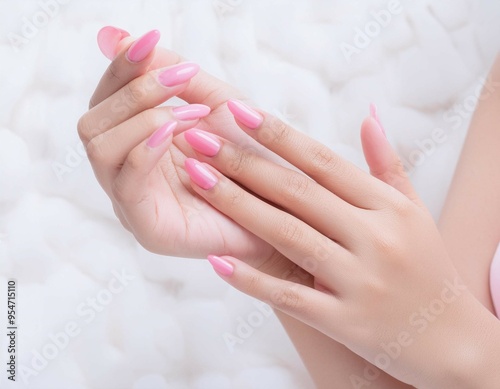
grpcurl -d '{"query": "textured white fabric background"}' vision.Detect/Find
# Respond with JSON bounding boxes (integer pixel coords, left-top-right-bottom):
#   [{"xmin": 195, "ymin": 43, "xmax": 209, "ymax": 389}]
[{"xmin": 1, "ymin": 0, "xmax": 500, "ymax": 388}]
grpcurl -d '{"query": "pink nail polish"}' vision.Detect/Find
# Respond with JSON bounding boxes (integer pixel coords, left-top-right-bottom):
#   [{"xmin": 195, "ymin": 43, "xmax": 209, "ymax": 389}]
[
  {"xmin": 369, "ymin": 103, "xmax": 386, "ymax": 136},
  {"xmin": 158, "ymin": 63, "xmax": 200, "ymax": 87},
  {"xmin": 184, "ymin": 129, "xmax": 221, "ymax": 157},
  {"xmin": 207, "ymin": 255, "xmax": 234, "ymax": 276},
  {"xmin": 227, "ymin": 99, "xmax": 263, "ymax": 129},
  {"xmin": 147, "ymin": 121, "xmax": 177, "ymax": 148},
  {"xmin": 173, "ymin": 104, "xmax": 211, "ymax": 121},
  {"xmin": 184, "ymin": 158, "xmax": 218, "ymax": 190},
  {"xmin": 126, "ymin": 30, "xmax": 161, "ymax": 63},
  {"xmin": 97, "ymin": 26, "xmax": 130, "ymax": 60}
]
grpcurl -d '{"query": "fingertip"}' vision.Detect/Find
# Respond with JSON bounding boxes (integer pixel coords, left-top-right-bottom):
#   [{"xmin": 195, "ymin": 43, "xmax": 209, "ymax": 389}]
[
  {"xmin": 207, "ymin": 255, "xmax": 235, "ymax": 277},
  {"xmin": 361, "ymin": 116, "xmax": 395, "ymax": 178},
  {"xmin": 97, "ymin": 26, "xmax": 130, "ymax": 60},
  {"xmin": 126, "ymin": 29, "xmax": 161, "ymax": 63},
  {"xmin": 184, "ymin": 158, "xmax": 219, "ymax": 190},
  {"xmin": 227, "ymin": 99, "xmax": 263, "ymax": 129}
]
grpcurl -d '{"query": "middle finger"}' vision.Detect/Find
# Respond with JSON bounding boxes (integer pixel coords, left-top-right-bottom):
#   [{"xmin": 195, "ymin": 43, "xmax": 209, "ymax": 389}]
[{"xmin": 184, "ymin": 129, "xmax": 365, "ymax": 248}]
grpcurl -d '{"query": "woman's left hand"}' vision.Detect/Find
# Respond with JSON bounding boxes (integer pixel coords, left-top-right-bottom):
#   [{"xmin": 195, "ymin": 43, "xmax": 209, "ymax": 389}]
[{"xmin": 183, "ymin": 100, "xmax": 500, "ymax": 388}]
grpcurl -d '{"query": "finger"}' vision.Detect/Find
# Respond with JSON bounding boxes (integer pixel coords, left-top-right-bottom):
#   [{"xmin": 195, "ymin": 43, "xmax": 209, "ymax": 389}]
[
  {"xmin": 78, "ymin": 62, "xmax": 200, "ymax": 145},
  {"xmin": 206, "ymin": 255, "xmax": 337, "ymax": 332},
  {"xmin": 90, "ymin": 29, "xmax": 161, "ymax": 108},
  {"xmin": 92, "ymin": 26, "xmax": 245, "ymax": 112},
  {"xmin": 225, "ymin": 99, "xmax": 395, "ymax": 210},
  {"xmin": 185, "ymin": 159, "xmax": 352, "ymax": 288},
  {"xmin": 86, "ymin": 105, "xmax": 210, "ymax": 193},
  {"xmin": 184, "ymin": 129, "xmax": 364, "ymax": 246},
  {"xmin": 360, "ymin": 114, "xmax": 425, "ymax": 209},
  {"xmin": 111, "ymin": 122, "xmax": 182, "ymax": 247}
]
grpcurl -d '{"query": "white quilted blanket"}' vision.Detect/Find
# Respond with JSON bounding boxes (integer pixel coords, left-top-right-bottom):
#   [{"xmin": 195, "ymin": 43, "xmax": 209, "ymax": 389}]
[{"xmin": 1, "ymin": 0, "xmax": 499, "ymax": 388}]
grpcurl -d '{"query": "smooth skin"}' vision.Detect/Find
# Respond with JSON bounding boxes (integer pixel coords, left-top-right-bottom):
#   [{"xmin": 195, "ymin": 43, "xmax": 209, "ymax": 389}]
[
  {"xmin": 184, "ymin": 103, "xmax": 500, "ymax": 387},
  {"xmin": 79, "ymin": 27, "xmax": 500, "ymax": 388},
  {"xmin": 80, "ymin": 27, "xmax": 412, "ymax": 388}
]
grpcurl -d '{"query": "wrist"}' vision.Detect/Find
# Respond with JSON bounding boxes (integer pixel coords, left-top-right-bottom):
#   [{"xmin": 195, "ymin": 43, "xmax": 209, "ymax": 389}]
[{"xmin": 433, "ymin": 294, "xmax": 500, "ymax": 388}]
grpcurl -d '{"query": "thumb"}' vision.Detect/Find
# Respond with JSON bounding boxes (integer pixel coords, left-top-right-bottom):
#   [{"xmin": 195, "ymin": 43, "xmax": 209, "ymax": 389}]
[
  {"xmin": 360, "ymin": 105, "xmax": 424, "ymax": 209},
  {"xmin": 97, "ymin": 26, "xmax": 133, "ymax": 60}
]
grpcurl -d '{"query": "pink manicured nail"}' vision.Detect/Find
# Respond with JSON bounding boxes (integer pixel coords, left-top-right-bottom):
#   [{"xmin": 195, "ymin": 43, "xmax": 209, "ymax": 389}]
[
  {"xmin": 184, "ymin": 129, "xmax": 221, "ymax": 157},
  {"xmin": 184, "ymin": 158, "xmax": 218, "ymax": 189},
  {"xmin": 227, "ymin": 99, "xmax": 263, "ymax": 129},
  {"xmin": 370, "ymin": 103, "xmax": 386, "ymax": 136},
  {"xmin": 147, "ymin": 121, "xmax": 177, "ymax": 148},
  {"xmin": 158, "ymin": 63, "xmax": 200, "ymax": 87},
  {"xmin": 126, "ymin": 30, "xmax": 161, "ymax": 63},
  {"xmin": 97, "ymin": 26, "xmax": 130, "ymax": 60},
  {"xmin": 207, "ymin": 255, "xmax": 234, "ymax": 276},
  {"xmin": 173, "ymin": 104, "xmax": 211, "ymax": 121}
]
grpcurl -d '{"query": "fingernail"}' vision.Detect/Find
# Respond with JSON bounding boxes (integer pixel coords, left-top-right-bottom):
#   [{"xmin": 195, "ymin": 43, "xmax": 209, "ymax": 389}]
[
  {"xmin": 97, "ymin": 26, "xmax": 130, "ymax": 60},
  {"xmin": 227, "ymin": 99, "xmax": 263, "ymax": 129},
  {"xmin": 369, "ymin": 103, "xmax": 386, "ymax": 137},
  {"xmin": 158, "ymin": 62, "xmax": 200, "ymax": 87},
  {"xmin": 173, "ymin": 104, "xmax": 211, "ymax": 121},
  {"xmin": 147, "ymin": 121, "xmax": 177, "ymax": 148},
  {"xmin": 184, "ymin": 129, "xmax": 221, "ymax": 157},
  {"xmin": 207, "ymin": 255, "xmax": 234, "ymax": 276},
  {"xmin": 184, "ymin": 158, "xmax": 218, "ymax": 190},
  {"xmin": 126, "ymin": 30, "xmax": 161, "ymax": 63}
]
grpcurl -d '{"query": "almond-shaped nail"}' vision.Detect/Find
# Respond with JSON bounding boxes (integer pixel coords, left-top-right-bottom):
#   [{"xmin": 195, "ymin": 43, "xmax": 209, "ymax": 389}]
[
  {"xmin": 184, "ymin": 158, "xmax": 218, "ymax": 190},
  {"xmin": 227, "ymin": 99, "xmax": 263, "ymax": 129},
  {"xmin": 97, "ymin": 26, "xmax": 130, "ymax": 60},
  {"xmin": 207, "ymin": 255, "xmax": 234, "ymax": 276},
  {"xmin": 370, "ymin": 103, "xmax": 386, "ymax": 136},
  {"xmin": 147, "ymin": 121, "xmax": 177, "ymax": 148},
  {"xmin": 173, "ymin": 104, "xmax": 211, "ymax": 121},
  {"xmin": 184, "ymin": 129, "xmax": 221, "ymax": 157},
  {"xmin": 127, "ymin": 30, "xmax": 161, "ymax": 63},
  {"xmin": 158, "ymin": 63, "xmax": 200, "ymax": 87}
]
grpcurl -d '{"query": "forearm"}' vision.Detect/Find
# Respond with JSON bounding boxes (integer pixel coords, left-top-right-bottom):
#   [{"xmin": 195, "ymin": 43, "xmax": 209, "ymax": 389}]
[
  {"xmin": 274, "ymin": 311, "xmax": 412, "ymax": 389},
  {"xmin": 438, "ymin": 54, "xmax": 500, "ymax": 311}
]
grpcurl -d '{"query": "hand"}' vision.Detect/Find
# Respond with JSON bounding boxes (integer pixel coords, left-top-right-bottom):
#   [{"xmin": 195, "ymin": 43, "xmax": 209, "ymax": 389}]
[
  {"xmin": 79, "ymin": 28, "xmax": 288, "ymax": 273},
  {"xmin": 79, "ymin": 28, "xmax": 423, "ymax": 281},
  {"xmin": 182, "ymin": 100, "xmax": 499, "ymax": 388}
]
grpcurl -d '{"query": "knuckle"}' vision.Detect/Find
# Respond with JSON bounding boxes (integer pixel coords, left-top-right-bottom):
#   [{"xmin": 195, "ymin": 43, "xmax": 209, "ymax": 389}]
[
  {"xmin": 86, "ymin": 136, "xmax": 106, "ymax": 163},
  {"xmin": 378, "ymin": 160, "xmax": 409, "ymax": 188},
  {"xmin": 270, "ymin": 284, "xmax": 302, "ymax": 310},
  {"xmin": 281, "ymin": 173, "xmax": 311, "ymax": 204},
  {"xmin": 123, "ymin": 148, "xmax": 144, "ymax": 175},
  {"xmin": 275, "ymin": 218, "xmax": 302, "ymax": 247},
  {"xmin": 106, "ymin": 61, "xmax": 122, "ymax": 83},
  {"xmin": 360, "ymin": 277, "xmax": 388, "ymax": 304},
  {"xmin": 245, "ymin": 273, "xmax": 263, "ymax": 296},
  {"xmin": 136, "ymin": 109, "xmax": 164, "ymax": 132},
  {"xmin": 307, "ymin": 144, "xmax": 339, "ymax": 175},
  {"xmin": 122, "ymin": 80, "xmax": 147, "ymax": 109},
  {"xmin": 389, "ymin": 196, "xmax": 414, "ymax": 219},
  {"xmin": 227, "ymin": 146, "xmax": 254, "ymax": 175},
  {"xmin": 263, "ymin": 116, "xmax": 291, "ymax": 145},
  {"xmin": 77, "ymin": 114, "xmax": 90, "ymax": 143},
  {"xmin": 227, "ymin": 184, "xmax": 245, "ymax": 207}
]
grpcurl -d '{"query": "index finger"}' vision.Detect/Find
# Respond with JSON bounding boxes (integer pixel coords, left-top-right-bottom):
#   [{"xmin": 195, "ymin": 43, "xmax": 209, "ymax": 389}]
[
  {"xmin": 89, "ymin": 28, "xmax": 160, "ymax": 108},
  {"xmin": 89, "ymin": 27, "xmax": 245, "ymax": 111}
]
